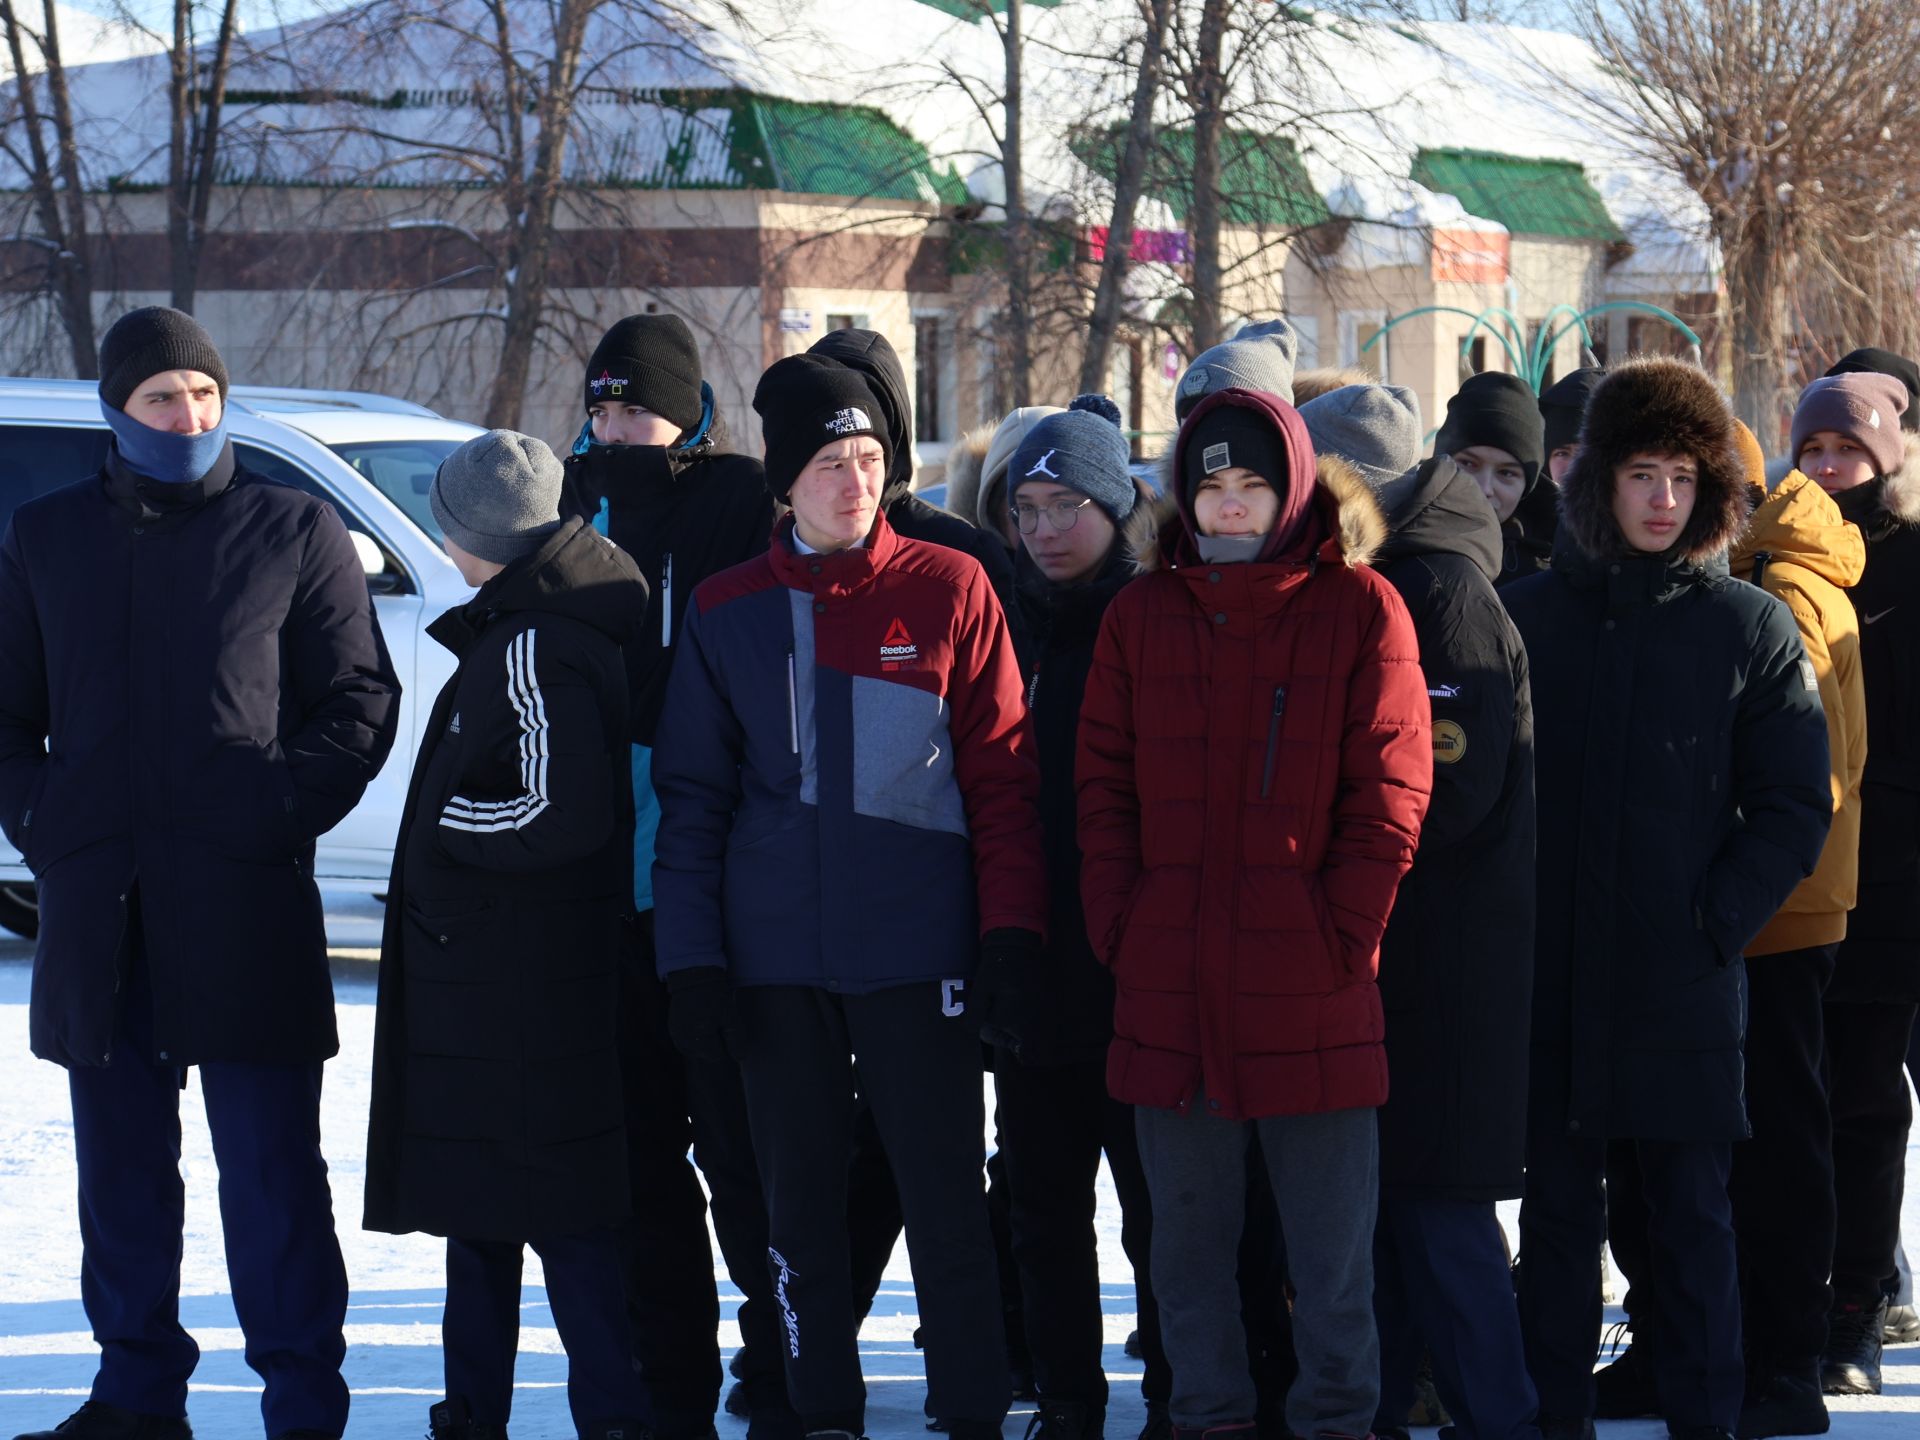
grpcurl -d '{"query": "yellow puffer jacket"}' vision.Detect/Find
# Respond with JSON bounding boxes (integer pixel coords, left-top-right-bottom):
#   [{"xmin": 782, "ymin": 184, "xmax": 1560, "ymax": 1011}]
[{"xmin": 1729, "ymin": 452, "xmax": 1868, "ymax": 954}]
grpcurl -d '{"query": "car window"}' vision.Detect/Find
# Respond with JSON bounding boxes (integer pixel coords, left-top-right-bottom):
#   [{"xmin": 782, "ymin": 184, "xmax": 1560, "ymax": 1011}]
[
  {"xmin": 234, "ymin": 442, "xmax": 413, "ymax": 593},
  {"xmin": 330, "ymin": 440, "xmax": 461, "ymax": 543},
  {"xmin": 0, "ymin": 425, "xmax": 110, "ymax": 536}
]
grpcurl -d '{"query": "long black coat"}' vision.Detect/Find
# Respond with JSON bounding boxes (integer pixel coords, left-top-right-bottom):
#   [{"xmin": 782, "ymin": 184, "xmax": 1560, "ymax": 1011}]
[
  {"xmin": 1503, "ymin": 543, "xmax": 1832, "ymax": 1141},
  {"xmin": 1367, "ymin": 459, "xmax": 1535, "ymax": 1199},
  {"xmin": 1827, "ymin": 461, "xmax": 1920, "ymax": 1003},
  {"xmin": 365, "ymin": 518, "xmax": 645, "ymax": 1242},
  {"xmin": 0, "ymin": 446, "xmax": 400, "ymax": 1068}
]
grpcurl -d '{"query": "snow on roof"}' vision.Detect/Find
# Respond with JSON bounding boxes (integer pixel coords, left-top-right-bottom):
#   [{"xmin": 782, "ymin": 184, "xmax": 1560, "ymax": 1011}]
[{"xmin": 0, "ymin": 0, "xmax": 1713, "ymax": 273}]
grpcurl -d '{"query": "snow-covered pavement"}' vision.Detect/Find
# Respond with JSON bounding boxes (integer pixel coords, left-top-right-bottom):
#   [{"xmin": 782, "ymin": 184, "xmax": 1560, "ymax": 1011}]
[{"xmin": 1, "ymin": 892, "xmax": 1917, "ymax": 1438}]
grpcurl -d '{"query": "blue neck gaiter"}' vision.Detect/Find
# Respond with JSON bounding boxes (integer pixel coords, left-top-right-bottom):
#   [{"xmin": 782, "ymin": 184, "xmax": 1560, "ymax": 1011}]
[{"xmin": 100, "ymin": 397, "xmax": 230, "ymax": 485}]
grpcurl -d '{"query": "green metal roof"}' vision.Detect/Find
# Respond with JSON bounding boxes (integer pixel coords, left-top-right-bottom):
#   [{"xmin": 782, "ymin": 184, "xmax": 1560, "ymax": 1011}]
[
  {"xmin": 744, "ymin": 95, "xmax": 967, "ymax": 205},
  {"xmin": 1072, "ymin": 125, "xmax": 1330, "ymax": 229},
  {"xmin": 1410, "ymin": 148, "xmax": 1622, "ymax": 242}
]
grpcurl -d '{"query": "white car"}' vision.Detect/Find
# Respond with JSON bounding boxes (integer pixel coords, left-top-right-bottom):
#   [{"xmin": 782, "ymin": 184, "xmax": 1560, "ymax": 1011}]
[{"xmin": 0, "ymin": 379, "xmax": 483, "ymax": 937}]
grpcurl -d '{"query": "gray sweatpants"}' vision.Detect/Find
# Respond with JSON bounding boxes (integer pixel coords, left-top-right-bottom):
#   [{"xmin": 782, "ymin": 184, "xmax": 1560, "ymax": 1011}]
[{"xmin": 1136, "ymin": 1096, "xmax": 1381, "ymax": 1438}]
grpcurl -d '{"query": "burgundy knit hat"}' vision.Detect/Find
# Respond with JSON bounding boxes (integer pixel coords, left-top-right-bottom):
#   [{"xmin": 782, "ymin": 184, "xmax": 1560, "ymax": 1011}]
[{"xmin": 1792, "ymin": 373, "xmax": 1909, "ymax": 477}]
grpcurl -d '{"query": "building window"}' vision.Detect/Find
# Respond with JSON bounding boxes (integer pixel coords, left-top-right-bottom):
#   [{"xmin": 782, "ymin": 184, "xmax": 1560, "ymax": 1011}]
[
  {"xmin": 914, "ymin": 314, "xmax": 954, "ymax": 445},
  {"xmin": 825, "ymin": 312, "xmax": 868, "ymax": 332},
  {"xmin": 1340, "ymin": 311, "xmax": 1390, "ymax": 382},
  {"xmin": 1469, "ymin": 336, "xmax": 1487, "ymax": 374},
  {"xmin": 1292, "ymin": 315, "xmax": 1320, "ymax": 369}
]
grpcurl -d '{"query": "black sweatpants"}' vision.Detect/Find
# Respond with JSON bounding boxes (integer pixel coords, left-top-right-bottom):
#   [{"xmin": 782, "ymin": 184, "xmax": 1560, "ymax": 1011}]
[
  {"xmin": 617, "ymin": 918, "xmax": 724, "ymax": 1438},
  {"xmin": 1826, "ymin": 997, "xmax": 1919, "ymax": 1304},
  {"xmin": 1518, "ymin": 1119, "xmax": 1741, "ymax": 1430},
  {"xmin": 1611, "ymin": 944, "xmax": 1839, "ymax": 1374},
  {"xmin": 995, "ymin": 1054, "xmax": 1170, "ymax": 1412},
  {"xmin": 733, "ymin": 982, "xmax": 1008, "ymax": 1434}
]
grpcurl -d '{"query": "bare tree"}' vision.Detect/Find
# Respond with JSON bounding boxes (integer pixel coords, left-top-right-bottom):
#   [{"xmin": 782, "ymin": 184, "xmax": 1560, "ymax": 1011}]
[
  {"xmin": 1580, "ymin": 0, "xmax": 1920, "ymax": 444},
  {"xmin": 0, "ymin": 0, "xmax": 98, "ymax": 374},
  {"xmin": 161, "ymin": 0, "xmax": 240, "ymax": 311}
]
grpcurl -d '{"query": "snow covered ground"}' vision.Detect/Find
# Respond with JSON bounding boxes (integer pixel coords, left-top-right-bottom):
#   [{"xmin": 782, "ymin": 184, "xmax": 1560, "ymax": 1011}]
[{"xmin": 1, "ymin": 891, "xmax": 1916, "ymax": 1439}]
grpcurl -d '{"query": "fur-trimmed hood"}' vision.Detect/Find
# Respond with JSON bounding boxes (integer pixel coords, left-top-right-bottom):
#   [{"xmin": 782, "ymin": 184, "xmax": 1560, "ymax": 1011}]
[
  {"xmin": 1559, "ymin": 356, "xmax": 1751, "ymax": 565},
  {"xmin": 941, "ymin": 423, "xmax": 994, "ymax": 529},
  {"xmin": 1161, "ymin": 387, "xmax": 1384, "ymax": 570}
]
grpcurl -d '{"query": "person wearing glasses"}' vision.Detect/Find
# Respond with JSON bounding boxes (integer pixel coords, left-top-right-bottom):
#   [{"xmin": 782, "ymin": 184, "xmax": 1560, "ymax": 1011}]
[{"xmin": 991, "ymin": 395, "xmax": 1169, "ymax": 1440}]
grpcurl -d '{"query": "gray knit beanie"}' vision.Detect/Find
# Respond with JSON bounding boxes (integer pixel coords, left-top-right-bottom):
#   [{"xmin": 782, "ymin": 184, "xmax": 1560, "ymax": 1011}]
[
  {"xmin": 1175, "ymin": 319, "xmax": 1299, "ymax": 420},
  {"xmin": 977, "ymin": 404, "xmax": 1066, "ymax": 532},
  {"xmin": 430, "ymin": 429, "xmax": 565, "ymax": 563},
  {"xmin": 1298, "ymin": 384, "xmax": 1424, "ymax": 490},
  {"xmin": 1008, "ymin": 394, "xmax": 1137, "ymax": 525}
]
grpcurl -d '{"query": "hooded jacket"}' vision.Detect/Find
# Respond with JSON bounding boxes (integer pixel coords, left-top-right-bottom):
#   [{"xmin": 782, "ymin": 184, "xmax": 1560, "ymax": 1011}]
[
  {"xmin": 1009, "ymin": 505, "xmax": 1154, "ymax": 1065},
  {"xmin": 1826, "ymin": 430, "xmax": 1920, "ymax": 1003},
  {"xmin": 1075, "ymin": 388, "xmax": 1432, "ymax": 1122},
  {"xmin": 0, "ymin": 446, "xmax": 401, "ymax": 1069},
  {"xmin": 1729, "ymin": 459, "xmax": 1868, "ymax": 956},
  {"xmin": 1501, "ymin": 358, "xmax": 1833, "ymax": 1140},
  {"xmin": 365, "ymin": 518, "xmax": 646, "ymax": 1241},
  {"xmin": 1365, "ymin": 456, "xmax": 1536, "ymax": 1199},
  {"xmin": 651, "ymin": 511, "xmax": 1046, "ymax": 991},
  {"xmin": 557, "ymin": 419, "xmax": 775, "ymax": 913},
  {"xmin": 808, "ymin": 328, "xmax": 1025, "ymax": 661}
]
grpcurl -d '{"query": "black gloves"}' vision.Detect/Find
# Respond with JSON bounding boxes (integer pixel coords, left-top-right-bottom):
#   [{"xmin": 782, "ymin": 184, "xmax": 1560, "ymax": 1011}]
[
  {"xmin": 969, "ymin": 927, "xmax": 1045, "ymax": 1057},
  {"xmin": 666, "ymin": 965, "xmax": 733, "ymax": 1062}
]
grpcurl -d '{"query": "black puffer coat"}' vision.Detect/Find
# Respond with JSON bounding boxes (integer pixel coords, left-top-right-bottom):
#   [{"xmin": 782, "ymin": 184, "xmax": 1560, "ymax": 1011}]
[
  {"xmin": 0, "ymin": 445, "xmax": 400, "ymax": 1068},
  {"xmin": 1502, "ymin": 358, "xmax": 1833, "ymax": 1141},
  {"xmin": 1365, "ymin": 457, "xmax": 1535, "ymax": 1198},
  {"xmin": 364, "ymin": 518, "xmax": 645, "ymax": 1241},
  {"xmin": 1005, "ymin": 513, "xmax": 1151, "ymax": 1065},
  {"xmin": 1827, "ymin": 439, "xmax": 1920, "ymax": 1003}
]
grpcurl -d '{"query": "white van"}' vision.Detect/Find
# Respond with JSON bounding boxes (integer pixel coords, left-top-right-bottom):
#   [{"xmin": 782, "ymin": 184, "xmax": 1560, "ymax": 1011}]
[{"xmin": 0, "ymin": 379, "xmax": 483, "ymax": 937}]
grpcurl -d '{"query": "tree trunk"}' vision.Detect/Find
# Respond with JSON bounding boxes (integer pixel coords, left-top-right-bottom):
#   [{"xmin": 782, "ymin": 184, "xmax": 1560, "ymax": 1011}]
[
  {"xmin": 166, "ymin": 0, "xmax": 193, "ymax": 309},
  {"xmin": 1726, "ymin": 213, "xmax": 1787, "ymax": 450},
  {"xmin": 1187, "ymin": 0, "xmax": 1228, "ymax": 354},
  {"xmin": 1079, "ymin": 0, "xmax": 1173, "ymax": 396},
  {"xmin": 170, "ymin": 0, "xmax": 240, "ymax": 312},
  {"xmin": 1001, "ymin": 0, "xmax": 1032, "ymax": 408}
]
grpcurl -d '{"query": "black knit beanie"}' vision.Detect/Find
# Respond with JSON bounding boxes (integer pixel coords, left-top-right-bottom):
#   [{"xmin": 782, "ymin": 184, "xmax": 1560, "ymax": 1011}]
[
  {"xmin": 584, "ymin": 314, "xmax": 704, "ymax": 432},
  {"xmin": 98, "ymin": 307, "xmax": 229, "ymax": 412},
  {"xmin": 1435, "ymin": 371, "xmax": 1545, "ymax": 495},
  {"xmin": 752, "ymin": 354, "xmax": 892, "ymax": 500},
  {"xmin": 1538, "ymin": 367, "xmax": 1605, "ymax": 459},
  {"xmin": 1182, "ymin": 403, "xmax": 1288, "ymax": 497},
  {"xmin": 1827, "ymin": 347, "xmax": 1920, "ymax": 434}
]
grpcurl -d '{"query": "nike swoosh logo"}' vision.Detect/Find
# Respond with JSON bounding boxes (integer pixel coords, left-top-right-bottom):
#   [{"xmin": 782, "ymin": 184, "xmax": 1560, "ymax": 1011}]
[{"xmin": 1864, "ymin": 607, "xmax": 1896, "ymax": 625}]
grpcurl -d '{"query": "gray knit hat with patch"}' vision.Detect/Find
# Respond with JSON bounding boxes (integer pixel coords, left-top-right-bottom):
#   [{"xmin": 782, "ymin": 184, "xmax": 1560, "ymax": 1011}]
[
  {"xmin": 1175, "ymin": 319, "xmax": 1299, "ymax": 419},
  {"xmin": 430, "ymin": 429, "xmax": 565, "ymax": 563},
  {"xmin": 1299, "ymin": 384, "xmax": 1424, "ymax": 490}
]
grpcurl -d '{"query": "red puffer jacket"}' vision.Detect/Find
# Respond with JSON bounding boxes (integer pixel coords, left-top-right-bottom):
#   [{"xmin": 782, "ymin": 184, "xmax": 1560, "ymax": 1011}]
[{"xmin": 1075, "ymin": 388, "xmax": 1432, "ymax": 1121}]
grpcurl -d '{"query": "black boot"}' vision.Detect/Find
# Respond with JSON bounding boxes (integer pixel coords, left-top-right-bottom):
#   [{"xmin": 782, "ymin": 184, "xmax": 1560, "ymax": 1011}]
[
  {"xmin": 581, "ymin": 1426, "xmax": 649, "ymax": 1440},
  {"xmin": 1820, "ymin": 1297, "xmax": 1886, "ymax": 1395},
  {"xmin": 1593, "ymin": 1339, "xmax": 1661, "ymax": 1420},
  {"xmin": 1536, "ymin": 1418, "xmax": 1595, "ymax": 1440},
  {"xmin": 1022, "ymin": 1403, "xmax": 1102, "ymax": 1440},
  {"xmin": 13, "ymin": 1404, "xmax": 191, "ymax": 1440},
  {"xmin": 1736, "ymin": 1367, "xmax": 1830, "ymax": 1439},
  {"xmin": 427, "ymin": 1397, "xmax": 508, "ymax": 1440}
]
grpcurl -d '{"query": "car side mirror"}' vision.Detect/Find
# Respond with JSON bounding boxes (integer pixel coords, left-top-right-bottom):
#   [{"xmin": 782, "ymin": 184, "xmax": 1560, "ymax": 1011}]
[{"xmin": 350, "ymin": 530, "xmax": 405, "ymax": 595}]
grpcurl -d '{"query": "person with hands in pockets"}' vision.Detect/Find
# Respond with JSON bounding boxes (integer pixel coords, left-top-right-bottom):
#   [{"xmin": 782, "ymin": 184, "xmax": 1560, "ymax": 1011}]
[{"xmin": 651, "ymin": 352, "xmax": 1046, "ymax": 1440}]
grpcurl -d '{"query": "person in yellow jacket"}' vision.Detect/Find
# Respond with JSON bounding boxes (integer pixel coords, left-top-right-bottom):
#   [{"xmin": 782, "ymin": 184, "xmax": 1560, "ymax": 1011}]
[{"xmin": 1724, "ymin": 418, "xmax": 1865, "ymax": 1436}]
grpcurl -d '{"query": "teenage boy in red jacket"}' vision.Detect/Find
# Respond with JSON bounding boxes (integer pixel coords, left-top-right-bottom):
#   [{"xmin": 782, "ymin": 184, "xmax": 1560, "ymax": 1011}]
[
  {"xmin": 1077, "ymin": 388, "xmax": 1432, "ymax": 1440},
  {"xmin": 651, "ymin": 353, "xmax": 1046, "ymax": 1440}
]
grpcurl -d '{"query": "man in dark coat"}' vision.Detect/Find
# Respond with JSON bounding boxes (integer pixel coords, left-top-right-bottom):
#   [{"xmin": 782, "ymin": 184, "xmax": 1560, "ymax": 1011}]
[
  {"xmin": 1502, "ymin": 358, "xmax": 1833, "ymax": 1440},
  {"xmin": 558, "ymin": 313, "xmax": 788, "ymax": 1439},
  {"xmin": 1302, "ymin": 385, "xmax": 1540, "ymax": 1440},
  {"xmin": 1793, "ymin": 358, "xmax": 1920, "ymax": 1397},
  {"xmin": 1435, "ymin": 371, "xmax": 1550, "ymax": 587},
  {"xmin": 0, "ymin": 308, "xmax": 401, "ymax": 1440},
  {"xmin": 365, "ymin": 431, "xmax": 650, "ymax": 1440}
]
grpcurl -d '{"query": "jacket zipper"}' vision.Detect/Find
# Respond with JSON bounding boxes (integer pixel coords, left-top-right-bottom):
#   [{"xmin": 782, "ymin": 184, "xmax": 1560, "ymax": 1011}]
[
  {"xmin": 787, "ymin": 652, "xmax": 800, "ymax": 754},
  {"xmin": 1260, "ymin": 685, "xmax": 1287, "ymax": 798},
  {"xmin": 660, "ymin": 552, "xmax": 674, "ymax": 647}
]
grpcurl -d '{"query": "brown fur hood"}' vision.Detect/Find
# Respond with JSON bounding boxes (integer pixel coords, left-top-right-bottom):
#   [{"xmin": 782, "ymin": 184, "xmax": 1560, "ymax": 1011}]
[
  {"xmin": 1560, "ymin": 356, "xmax": 1752, "ymax": 565},
  {"xmin": 939, "ymin": 423, "xmax": 994, "ymax": 530}
]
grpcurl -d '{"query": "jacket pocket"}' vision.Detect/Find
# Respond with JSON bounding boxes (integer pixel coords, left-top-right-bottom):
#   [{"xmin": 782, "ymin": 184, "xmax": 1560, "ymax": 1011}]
[
  {"xmin": 16, "ymin": 764, "xmax": 50, "ymax": 873},
  {"xmin": 1259, "ymin": 685, "xmax": 1288, "ymax": 799}
]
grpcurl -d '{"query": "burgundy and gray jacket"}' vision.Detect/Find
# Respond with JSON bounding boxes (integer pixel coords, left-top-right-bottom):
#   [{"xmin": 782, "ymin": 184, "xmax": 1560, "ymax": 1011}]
[{"xmin": 652, "ymin": 511, "xmax": 1046, "ymax": 989}]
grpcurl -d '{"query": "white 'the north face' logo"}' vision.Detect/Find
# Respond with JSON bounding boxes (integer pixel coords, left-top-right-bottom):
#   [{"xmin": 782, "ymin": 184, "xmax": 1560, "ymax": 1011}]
[{"xmin": 825, "ymin": 406, "xmax": 873, "ymax": 436}]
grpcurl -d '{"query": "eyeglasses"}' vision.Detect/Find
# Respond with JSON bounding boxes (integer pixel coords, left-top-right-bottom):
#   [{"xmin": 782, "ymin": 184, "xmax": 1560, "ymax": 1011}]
[{"xmin": 1011, "ymin": 496, "xmax": 1095, "ymax": 533}]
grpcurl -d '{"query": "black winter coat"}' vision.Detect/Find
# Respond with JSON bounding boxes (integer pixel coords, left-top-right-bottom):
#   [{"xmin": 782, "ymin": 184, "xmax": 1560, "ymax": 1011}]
[
  {"xmin": 0, "ymin": 446, "xmax": 400, "ymax": 1068},
  {"xmin": 1008, "ymin": 530, "xmax": 1142, "ymax": 1065},
  {"xmin": 1366, "ymin": 459, "xmax": 1535, "ymax": 1199},
  {"xmin": 1503, "ymin": 543, "xmax": 1832, "ymax": 1141},
  {"xmin": 559, "ymin": 442, "xmax": 774, "ymax": 746},
  {"xmin": 365, "ymin": 518, "xmax": 645, "ymax": 1242},
  {"xmin": 1828, "ymin": 462, "xmax": 1920, "ymax": 1003},
  {"xmin": 1495, "ymin": 480, "xmax": 1557, "ymax": 587},
  {"xmin": 807, "ymin": 328, "xmax": 1026, "ymax": 664}
]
